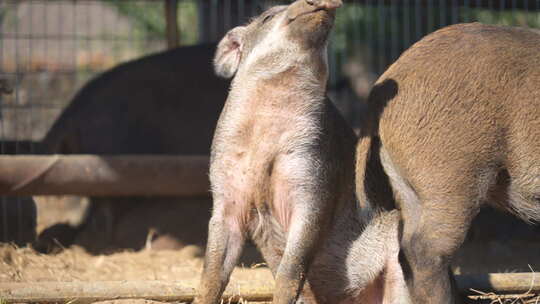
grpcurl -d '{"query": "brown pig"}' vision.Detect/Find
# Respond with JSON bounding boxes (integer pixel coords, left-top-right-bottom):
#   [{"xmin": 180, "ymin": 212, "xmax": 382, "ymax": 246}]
[
  {"xmin": 356, "ymin": 23, "xmax": 540, "ymax": 303},
  {"xmin": 195, "ymin": 1, "xmax": 410, "ymax": 304}
]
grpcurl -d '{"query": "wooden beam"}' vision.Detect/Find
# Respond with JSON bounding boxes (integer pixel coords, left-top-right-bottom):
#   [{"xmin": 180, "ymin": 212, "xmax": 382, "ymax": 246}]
[
  {"xmin": 456, "ymin": 272, "xmax": 540, "ymax": 294},
  {"xmin": 165, "ymin": 0, "xmax": 180, "ymax": 49},
  {"xmin": 1, "ymin": 273, "xmax": 540, "ymax": 303},
  {"xmin": 0, "ymin": 280, "xmax": 273, "ymax": 303},
  {"xmin": 0, "ymin": 155, "xmax": 210, "ymax": 197}
]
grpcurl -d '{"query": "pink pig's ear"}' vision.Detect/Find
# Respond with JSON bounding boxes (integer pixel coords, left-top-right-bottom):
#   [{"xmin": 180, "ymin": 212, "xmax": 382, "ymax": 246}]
[{"xmin": 214, "ymin": 26, "xmax": 246, "ymax": 79}]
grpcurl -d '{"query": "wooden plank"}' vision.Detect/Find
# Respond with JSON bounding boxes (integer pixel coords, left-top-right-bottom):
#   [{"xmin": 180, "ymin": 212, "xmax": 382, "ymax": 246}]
[{"xmin": 0, "ymin": 155, "xmax": 210, "ymax": 197}]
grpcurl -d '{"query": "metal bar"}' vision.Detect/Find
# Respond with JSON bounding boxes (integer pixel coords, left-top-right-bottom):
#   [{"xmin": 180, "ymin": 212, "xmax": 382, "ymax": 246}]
[{"xmin": 0, "ymin": 155, "xmax": 210, "ymax": 197}]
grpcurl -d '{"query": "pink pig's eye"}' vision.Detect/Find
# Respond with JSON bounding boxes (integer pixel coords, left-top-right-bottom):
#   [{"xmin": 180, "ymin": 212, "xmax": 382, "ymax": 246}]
[{"xmin": 262, "ymin": 14, "xmax": 274, "ymax": 24}]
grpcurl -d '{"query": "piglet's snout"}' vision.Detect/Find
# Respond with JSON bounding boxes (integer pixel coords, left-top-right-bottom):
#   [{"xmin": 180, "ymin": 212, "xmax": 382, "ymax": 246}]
[
  {"xmin": 305, "ymin": 0, "xmax": 343, "ymax": 10},
  {"xmin": 287, "ymin": 0, "xmax": 342, "ymax": 23}
]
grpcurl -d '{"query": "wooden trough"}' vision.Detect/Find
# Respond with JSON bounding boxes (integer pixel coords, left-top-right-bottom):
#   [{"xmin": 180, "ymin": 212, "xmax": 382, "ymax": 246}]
[{"xmin": 1, "ymin": 273, "xmax": 540, "ymax": 303}]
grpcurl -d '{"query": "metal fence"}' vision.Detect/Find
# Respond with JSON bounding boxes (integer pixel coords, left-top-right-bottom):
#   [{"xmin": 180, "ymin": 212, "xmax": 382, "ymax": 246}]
[{"xmin": 0, "ymin": 0, "xmax": 539, "ymax": 245}]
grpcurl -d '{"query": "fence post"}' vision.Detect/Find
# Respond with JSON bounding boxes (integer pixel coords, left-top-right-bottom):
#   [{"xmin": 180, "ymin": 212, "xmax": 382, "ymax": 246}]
[{"xmin": 165, "ymin": 0, "xmax": 179, "ymax": 49}]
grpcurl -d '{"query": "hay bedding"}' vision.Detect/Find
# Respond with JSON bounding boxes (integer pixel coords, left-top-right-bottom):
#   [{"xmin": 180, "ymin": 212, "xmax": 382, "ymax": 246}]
[
  {"xmin": 2, "ymin": 244, "xmax": 540, "ymax": 304},
  {"xmin": 0, "ymin": 245, "xmax": 205, "ymax": 283},
  {"xmin": 468, "ymin": 291, "xmax": 540, "ymax": 304},
  {"xmin": 0, "ymin": 244, "xmax": 273, "ymax": 303}
]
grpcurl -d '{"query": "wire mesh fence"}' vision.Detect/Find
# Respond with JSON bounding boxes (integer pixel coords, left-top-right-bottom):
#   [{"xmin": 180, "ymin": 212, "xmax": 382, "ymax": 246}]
[
  {"xmin": 0, "ymin": 0, "xmax": 539, "ymax": 244},
  {"xmin": 327, "ymin": 0, "xmax": 540, "ymax": 125}
]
